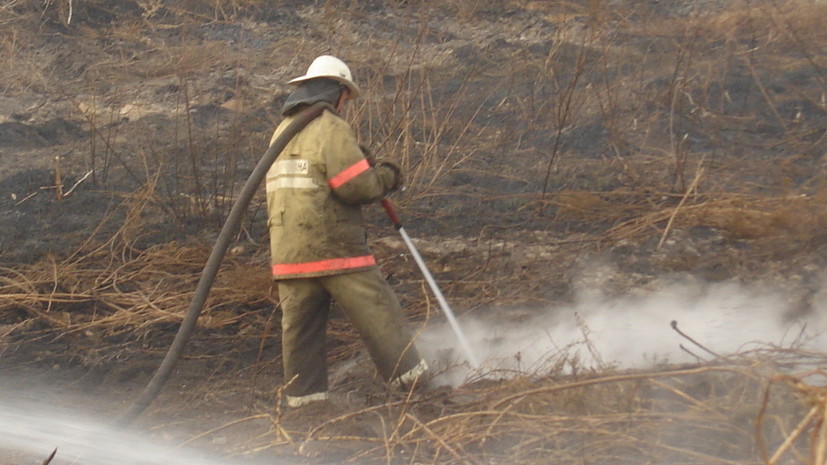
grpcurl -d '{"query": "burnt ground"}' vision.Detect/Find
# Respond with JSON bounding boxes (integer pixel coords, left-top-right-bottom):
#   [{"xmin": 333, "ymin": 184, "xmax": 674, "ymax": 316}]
[{"xmin": 1, "ymin": 0, "xmax": 827, "ymax": 464}]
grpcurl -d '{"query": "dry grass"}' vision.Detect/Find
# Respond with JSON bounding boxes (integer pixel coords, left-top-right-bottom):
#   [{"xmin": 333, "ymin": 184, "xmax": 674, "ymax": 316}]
[
  {"xmin": 598, "ymin": 188, "xmax": 827, "ymax": 244},
  {"xmin": 0, "ymin": 187, "xmax": 275, "ymax": 352},
  {"xmin": 0, "ymin": 1, "xmax": 826, "ymax": 462},
  {"xmin": 4, "ymin": 0, "xmax": 824, "ymax": 230},
  {"xmin": 0, "ymin": 0, "xmax": 823, "ymax": 339},
  {"xmin": 233, "ymin": 354, "xmax": 826, "ymax": 465}
]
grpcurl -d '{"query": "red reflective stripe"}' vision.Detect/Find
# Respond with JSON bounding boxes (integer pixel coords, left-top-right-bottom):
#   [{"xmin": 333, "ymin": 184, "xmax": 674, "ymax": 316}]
[
  {"xmin": 328, "ymin": 159, "xmax": 370, "ymax": 189},
  {"xmin": 272, "ymin": 255, "xmax": 376, "ymax": 276}
]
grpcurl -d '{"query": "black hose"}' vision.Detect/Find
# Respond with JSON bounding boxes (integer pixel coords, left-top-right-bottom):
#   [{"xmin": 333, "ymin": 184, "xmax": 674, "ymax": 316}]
[{"xmin": 114, "ymin": 101, "xmax": 332, "ymax": 427}]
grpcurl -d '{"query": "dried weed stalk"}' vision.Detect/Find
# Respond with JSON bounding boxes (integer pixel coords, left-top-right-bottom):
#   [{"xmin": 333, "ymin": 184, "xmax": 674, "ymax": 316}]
[
  {"xmin": 258, "ymin": 356, "xmax": 824, "ymax": 465},
  {"xmin": 0, "ymin": 183, "xmax": 275, "ymax": 353}
]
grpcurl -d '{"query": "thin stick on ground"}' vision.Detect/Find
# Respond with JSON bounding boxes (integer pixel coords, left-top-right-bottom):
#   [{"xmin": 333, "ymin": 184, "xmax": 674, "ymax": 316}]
[{"xmin": 657, "ymin": 160, "xmax": 705, "ymax": 250}]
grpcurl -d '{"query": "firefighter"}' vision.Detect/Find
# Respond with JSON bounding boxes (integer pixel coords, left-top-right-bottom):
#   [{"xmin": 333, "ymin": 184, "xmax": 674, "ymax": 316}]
[{"xmin": 266, "ymin": 55, "xmax": 428, "ymax": 407}]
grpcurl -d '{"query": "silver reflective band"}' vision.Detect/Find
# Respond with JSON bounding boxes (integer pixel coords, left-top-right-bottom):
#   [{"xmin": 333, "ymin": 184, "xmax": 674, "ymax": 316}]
[
  {"xmin": 286, "ymin": 391, "xmax": 329, "ymax": 407},
  {"xmin": 266, "ymin": 176, "xmax": 318, "ymax": 190},
  {"xmin": 397, "ymin": 359, "xmax": 429, "ymax": 386}
]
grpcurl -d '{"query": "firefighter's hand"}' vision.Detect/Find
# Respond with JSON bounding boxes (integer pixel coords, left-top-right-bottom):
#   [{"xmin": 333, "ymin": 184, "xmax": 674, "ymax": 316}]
[{"xmin": 376, "ymin": 161, "xmax": 404, "ymax": 192}]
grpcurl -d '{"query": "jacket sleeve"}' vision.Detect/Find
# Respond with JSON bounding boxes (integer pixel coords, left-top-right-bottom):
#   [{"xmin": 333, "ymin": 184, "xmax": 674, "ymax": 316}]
[{"xmin": 323, "ymin": 114, "xmax": 400, "ymax": 205}]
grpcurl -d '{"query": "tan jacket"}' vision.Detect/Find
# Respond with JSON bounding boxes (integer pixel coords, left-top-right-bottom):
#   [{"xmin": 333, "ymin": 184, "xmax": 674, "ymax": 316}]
[{"xmin": 266, "ymin": 108, "xmax": 399, "ymax": 279}]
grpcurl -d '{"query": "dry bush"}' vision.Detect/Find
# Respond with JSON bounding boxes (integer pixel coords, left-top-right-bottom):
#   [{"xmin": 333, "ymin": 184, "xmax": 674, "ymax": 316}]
[{"xmin": 351, "ymin": 40, "xmax": 492, "ymax": 205}]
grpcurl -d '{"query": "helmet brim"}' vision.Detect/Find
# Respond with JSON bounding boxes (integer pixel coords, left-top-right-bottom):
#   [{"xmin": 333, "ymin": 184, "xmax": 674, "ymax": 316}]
[{"xmin": 287, "ymin": 75, "xmax": 361, "ymax": 99}]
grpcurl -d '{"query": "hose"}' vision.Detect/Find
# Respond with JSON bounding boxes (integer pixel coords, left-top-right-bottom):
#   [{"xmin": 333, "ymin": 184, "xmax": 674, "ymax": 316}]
[{"xmin": 114, "ymin": 101, "xmax": 333, "ymax": 427}]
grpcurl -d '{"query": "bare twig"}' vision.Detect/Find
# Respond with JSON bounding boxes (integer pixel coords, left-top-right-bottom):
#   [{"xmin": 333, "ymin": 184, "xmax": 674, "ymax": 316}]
[
  {"xmin": 41, "ymin": 448, "xmax": 57, "ymax": 465},
  {"xmin": 670, "ymin": 320, "xmax": 720, "ymax": 358},
  {"xmin": 63, "ymin": 170, "xmax": 94, "ymax": 197}
]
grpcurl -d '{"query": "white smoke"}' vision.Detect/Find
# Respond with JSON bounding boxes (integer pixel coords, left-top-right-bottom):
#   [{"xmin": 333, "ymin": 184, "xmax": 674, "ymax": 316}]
[{"xmin": 419, "ymin": 275, "xmax": 827, "ymax": 387}]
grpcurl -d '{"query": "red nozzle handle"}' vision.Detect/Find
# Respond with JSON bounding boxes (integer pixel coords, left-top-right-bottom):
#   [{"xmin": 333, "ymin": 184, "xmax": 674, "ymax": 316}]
[{"xmin": 381, "ymin": 198, "xmax": 403, "ymax": 229}]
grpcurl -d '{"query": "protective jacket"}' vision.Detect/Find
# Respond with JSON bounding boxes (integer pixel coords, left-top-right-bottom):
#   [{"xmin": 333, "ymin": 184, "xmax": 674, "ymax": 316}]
[{"xmin": 266, "ymin": 108, "xmax": 399, "ymax": 279}]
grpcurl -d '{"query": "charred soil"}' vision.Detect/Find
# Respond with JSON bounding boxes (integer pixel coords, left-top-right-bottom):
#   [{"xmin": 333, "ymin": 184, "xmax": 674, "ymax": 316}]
[{"xmin": 1, "ymin": 0, "xmax": 827, "ymax": 464}]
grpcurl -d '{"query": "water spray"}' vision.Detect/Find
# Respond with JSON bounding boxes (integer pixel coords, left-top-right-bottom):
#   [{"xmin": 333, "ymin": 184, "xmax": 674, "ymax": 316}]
[
  {"xmin": 381, "ymin": 198, "xmax": 480, "ymax": 369},
  {"xmin": 0, "ymin": 397, "xmax": 248, "ymax": 465}
]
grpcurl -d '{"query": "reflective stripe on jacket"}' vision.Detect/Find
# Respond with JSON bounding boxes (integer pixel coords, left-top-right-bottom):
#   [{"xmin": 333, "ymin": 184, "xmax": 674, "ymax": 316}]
[{"xmin": 266, "ymin": 108, "xmax": 398, "ymax": 279}]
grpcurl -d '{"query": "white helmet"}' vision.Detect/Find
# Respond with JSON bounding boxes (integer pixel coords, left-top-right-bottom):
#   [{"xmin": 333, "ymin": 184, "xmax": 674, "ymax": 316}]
[{"xmin": 288, "ymin": 55, "xmax": 361, "ymax": 99}]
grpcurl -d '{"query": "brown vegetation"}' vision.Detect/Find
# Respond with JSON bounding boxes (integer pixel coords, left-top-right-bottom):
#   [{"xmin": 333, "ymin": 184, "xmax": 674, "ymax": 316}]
[{"xmin": 1, "ymin": 0, "xmax": 826, "ymax": 463}]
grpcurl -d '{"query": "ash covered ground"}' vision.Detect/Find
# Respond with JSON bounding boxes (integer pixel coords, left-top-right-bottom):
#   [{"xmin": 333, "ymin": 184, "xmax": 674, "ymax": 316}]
[{"xmin": 1, "ymin": 1, "xmax": 827, "ymax": 464}]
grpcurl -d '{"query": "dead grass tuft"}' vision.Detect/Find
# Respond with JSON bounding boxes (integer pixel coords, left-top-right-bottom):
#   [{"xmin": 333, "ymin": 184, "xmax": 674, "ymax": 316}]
[
  {"xmin": 0, "ymin": 187, "xmax": 275, "ymax": 353},
  {"xmin": 1, "ymin": 2, "xmax": 827, "ymax": 461},
  {"xmin": 243, "ymin": 355, "xmax": 827, "ymax": 465},
  {"xmin": 605, "ymin": 189, "xmax": 827, "ymax": 250}
]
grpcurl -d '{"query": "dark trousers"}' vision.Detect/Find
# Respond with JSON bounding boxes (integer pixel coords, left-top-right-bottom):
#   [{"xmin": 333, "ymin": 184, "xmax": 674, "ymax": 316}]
[{"xmin": 277, "ymin": 268, "xmax": 422, "ymax": 398}]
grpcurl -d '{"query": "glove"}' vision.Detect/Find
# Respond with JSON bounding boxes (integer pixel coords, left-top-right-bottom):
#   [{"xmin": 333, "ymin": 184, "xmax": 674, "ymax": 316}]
[
  {"xmin": 376, "ymin": 161, "xmax": 404, "ymax": 192},
  {"xmin": 360, "ymin": 144, "xmax": 402, "ymax": 191}
]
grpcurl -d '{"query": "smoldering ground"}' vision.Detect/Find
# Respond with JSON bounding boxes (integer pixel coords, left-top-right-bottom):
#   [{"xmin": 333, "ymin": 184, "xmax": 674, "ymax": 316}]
[{"xmin": 420, "ymin": 272, "xmax": 827, "ymax": 387}]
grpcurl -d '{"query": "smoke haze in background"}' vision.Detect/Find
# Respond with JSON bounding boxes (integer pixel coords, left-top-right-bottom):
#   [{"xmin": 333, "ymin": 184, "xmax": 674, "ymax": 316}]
[{"xmin": 418, "ymin": 275, "xmax": 827, "ymax": 387}]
